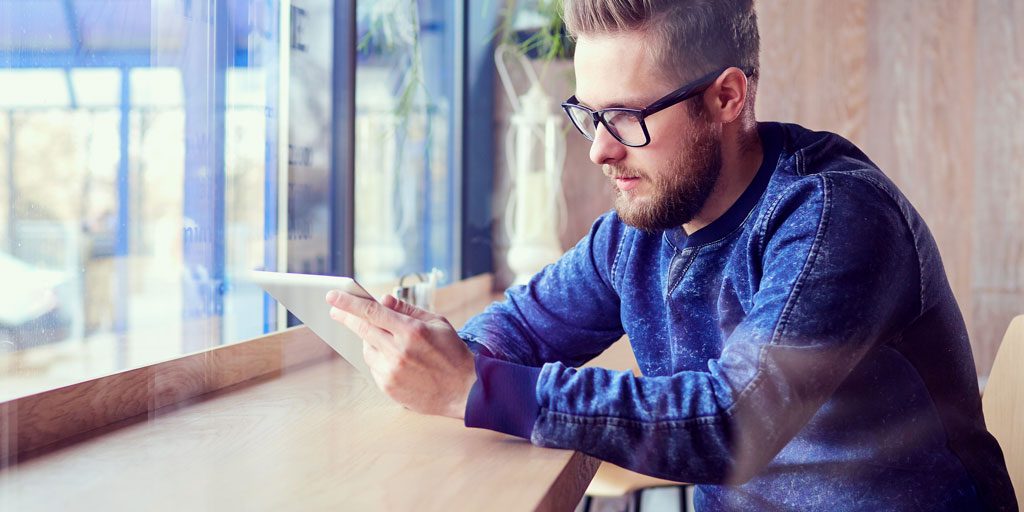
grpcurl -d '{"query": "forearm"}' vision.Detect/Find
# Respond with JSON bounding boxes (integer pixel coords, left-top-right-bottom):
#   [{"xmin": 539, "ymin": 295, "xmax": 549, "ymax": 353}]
[
  {"xmin": 459, "ymin": 281, "xmax": 624, "ymax": 367},
  {"xmin": 458, "ymin": 212, "xmax": 628, "ymax": 367},
  {"xmin": 465, "ymin": 355, "xmax": 757, "ymax": 484}
]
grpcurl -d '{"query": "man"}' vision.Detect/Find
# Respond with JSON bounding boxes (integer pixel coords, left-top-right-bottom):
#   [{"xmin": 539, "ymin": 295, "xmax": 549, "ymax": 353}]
[{"xmin": 326, "ymin": 0, "xmax": 1016, "ymax": 509}]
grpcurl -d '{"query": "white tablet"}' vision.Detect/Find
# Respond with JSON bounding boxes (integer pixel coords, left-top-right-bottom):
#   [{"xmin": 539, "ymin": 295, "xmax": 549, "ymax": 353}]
[{"xmin": 247, "ymin": 270, "xmax": 375, "ymax": 377}]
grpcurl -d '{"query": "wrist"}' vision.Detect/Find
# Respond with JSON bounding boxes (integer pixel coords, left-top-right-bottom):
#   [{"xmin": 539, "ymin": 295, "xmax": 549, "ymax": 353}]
[{"xmin": 449, "ymin": 368, "xmax": 477, "ymax": 419}]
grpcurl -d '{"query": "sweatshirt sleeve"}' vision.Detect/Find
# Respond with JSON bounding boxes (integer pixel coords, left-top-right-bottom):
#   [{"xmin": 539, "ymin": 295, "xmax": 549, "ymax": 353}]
[
  {"xmin": 458, "ymin": 211, "xmax": 628, "ymax": 368},
  {"xmin": 471, "ymin": 174, "xmax": 923, "ymax": 485}
]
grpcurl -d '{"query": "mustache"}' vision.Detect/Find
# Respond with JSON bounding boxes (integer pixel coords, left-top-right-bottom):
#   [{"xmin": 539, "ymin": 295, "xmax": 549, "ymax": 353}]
[{"xmin": 602, "ymin": 165, "xmax": 645, "ymax": 180}]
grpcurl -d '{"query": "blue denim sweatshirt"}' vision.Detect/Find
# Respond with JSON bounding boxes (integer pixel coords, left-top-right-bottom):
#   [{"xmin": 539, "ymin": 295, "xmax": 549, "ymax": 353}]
[{"xmin": 458, "ymin": 122, "xmax": 1016, "ymax": 511}]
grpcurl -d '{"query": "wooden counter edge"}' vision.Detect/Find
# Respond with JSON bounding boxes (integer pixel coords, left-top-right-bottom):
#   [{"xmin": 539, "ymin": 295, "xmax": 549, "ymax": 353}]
[
  {"xmin": 536, "ymin": 451, "xmax": 601, "ymax": 511},
  {"xmin": 0, "ymin": 325, "xmax": 332, "ymax": 464},
  {"xmin": 0, "ymin": 273, "xmax": 496, "ymax": 464}
]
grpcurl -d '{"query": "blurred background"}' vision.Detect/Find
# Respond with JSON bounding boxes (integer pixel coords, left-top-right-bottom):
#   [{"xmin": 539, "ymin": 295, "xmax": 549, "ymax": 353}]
[{"xmin": 0, "ymin": 0, "xmax": 1020, "ymax": 404}]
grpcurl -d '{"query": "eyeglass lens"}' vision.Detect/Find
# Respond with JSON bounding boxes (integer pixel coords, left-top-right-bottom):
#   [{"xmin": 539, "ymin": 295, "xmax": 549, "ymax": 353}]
[{"xmin": 565, "ymin": 106, "xmax": 646, "ymax": 146}]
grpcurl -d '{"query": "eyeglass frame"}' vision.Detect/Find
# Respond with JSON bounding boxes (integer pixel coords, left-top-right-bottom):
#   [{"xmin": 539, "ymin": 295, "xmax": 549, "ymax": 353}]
[{"xmin": 560, "ymin": 66, "xmax": 757, "ymax": 148}]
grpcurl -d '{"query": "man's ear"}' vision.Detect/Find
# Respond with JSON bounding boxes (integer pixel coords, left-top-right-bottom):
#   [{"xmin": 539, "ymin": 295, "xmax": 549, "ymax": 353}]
[{"xmin": 704, "ymin": 67, "xmax": 749, "ymax": 124}]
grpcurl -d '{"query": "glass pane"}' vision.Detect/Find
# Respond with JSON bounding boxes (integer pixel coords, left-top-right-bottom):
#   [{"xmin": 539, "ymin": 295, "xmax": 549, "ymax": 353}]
[
  {"xmin": 287, "ymin": 0, "xmax": 333, "ymax": 278},
  {"xmin": 354, "ymin": 0, "xmax": 457, "ymax": 288},
  {"xmin": 0, "ymin": 1, "xmax": 283, "ymax": 400}
]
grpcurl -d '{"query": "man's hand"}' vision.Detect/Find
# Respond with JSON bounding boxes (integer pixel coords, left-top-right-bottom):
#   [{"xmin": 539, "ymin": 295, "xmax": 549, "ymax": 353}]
[{"xmin": 325, "ymin": 290, "xmax": 477, "ymax": 419}]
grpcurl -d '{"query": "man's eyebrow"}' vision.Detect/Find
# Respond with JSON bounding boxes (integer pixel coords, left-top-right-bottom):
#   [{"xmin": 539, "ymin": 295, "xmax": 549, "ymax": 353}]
[{"xmin": 574, "ymin": 94, "xmax": 651, "ymax": 110}]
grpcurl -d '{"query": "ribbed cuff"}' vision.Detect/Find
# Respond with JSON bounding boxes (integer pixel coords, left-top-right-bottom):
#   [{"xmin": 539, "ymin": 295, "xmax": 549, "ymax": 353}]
[
  {"xmin": 457, "ymin": 331, "xmax": 496, "ymax": 358},
  {"xmin": 464, "ymin": 354, "xmax": 542, "ymax": 440}
]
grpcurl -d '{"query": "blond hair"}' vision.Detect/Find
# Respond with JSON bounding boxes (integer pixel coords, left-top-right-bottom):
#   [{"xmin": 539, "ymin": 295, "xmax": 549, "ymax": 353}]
[{"xmin": 562, "ymin": 0, "xmax": 760, "ymax": 86}]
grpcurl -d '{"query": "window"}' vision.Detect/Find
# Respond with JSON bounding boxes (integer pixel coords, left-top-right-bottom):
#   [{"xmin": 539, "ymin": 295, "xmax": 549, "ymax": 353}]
[
  {"xmin": 353, "ymin": 0, "xmax": 459, "ymax": 287},
  {"xmin": 0, "ymin": 0, "xmax": 477, "ymax": 400},
  {"xmin": 0, "ymin": 1, "xmax": 282, "ymax": 399}
]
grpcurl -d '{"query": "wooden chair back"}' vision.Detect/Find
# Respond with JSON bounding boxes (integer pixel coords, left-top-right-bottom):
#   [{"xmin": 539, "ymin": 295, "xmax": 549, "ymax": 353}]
[{"xmin": 983, "ymin": 315, "xmax": 1024, "ymax": 505}]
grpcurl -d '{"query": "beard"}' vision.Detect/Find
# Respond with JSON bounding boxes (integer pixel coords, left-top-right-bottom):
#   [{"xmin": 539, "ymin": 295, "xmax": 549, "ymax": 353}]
[{"xmin": 605, "ymin": 119, "xmax": 722, "ymax": 232}]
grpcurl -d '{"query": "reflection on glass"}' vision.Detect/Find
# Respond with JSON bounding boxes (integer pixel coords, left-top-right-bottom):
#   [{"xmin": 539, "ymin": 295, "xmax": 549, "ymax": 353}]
[
  {"xmin": 0, "ymin": 1, "xmax": 281, "ymax": 400},
  {"xmin": 355, "ymin": 0, "xmax": 456, "ymax": 287},
  {"xmin": 287, "ymin": 0, "xmax": 333, "ymax": 279}
]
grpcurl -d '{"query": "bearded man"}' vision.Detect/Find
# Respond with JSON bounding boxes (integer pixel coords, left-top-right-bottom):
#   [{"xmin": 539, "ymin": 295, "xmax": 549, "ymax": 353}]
[{"xmin": 326, "ymin": 1, "xmax": 1016, "ymax": 509}]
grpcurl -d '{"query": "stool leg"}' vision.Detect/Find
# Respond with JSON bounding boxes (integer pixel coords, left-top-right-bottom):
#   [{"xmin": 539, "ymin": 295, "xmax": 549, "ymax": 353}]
[
  {"xmin": 681, "ymin": 485, "xmax": 693, "ymax": 512},
  {"xmin": 632, "ymin": 488, "xmax": 643, "ymax": 512}
]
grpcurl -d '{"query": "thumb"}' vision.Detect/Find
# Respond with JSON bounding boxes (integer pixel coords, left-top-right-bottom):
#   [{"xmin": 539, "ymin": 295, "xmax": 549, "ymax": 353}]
[{"xmin": 381, "ymin": 294, "xmax": 436, "ymax": 322}]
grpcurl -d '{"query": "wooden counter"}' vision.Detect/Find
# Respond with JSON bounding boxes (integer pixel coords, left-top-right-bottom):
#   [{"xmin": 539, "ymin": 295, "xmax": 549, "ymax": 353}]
[
  {"xmin": 0, "ymin": 277, "xmax": 599, "ymax": 511},
  {"xmin": 0, "ymin": 342, "xmax": 595, "ymax": 511}
]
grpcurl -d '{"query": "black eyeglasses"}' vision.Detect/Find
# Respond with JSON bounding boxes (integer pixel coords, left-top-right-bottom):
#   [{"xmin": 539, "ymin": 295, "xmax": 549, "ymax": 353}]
[{"xmin": 561, "ymin": 66, "xmax": 756, "ymax": 148}]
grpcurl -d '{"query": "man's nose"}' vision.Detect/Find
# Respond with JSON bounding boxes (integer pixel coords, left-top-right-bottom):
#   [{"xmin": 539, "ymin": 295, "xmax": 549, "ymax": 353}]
[{"xmin": 588, "ymin": 123, "xmax": 627, "ymax": 166}]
